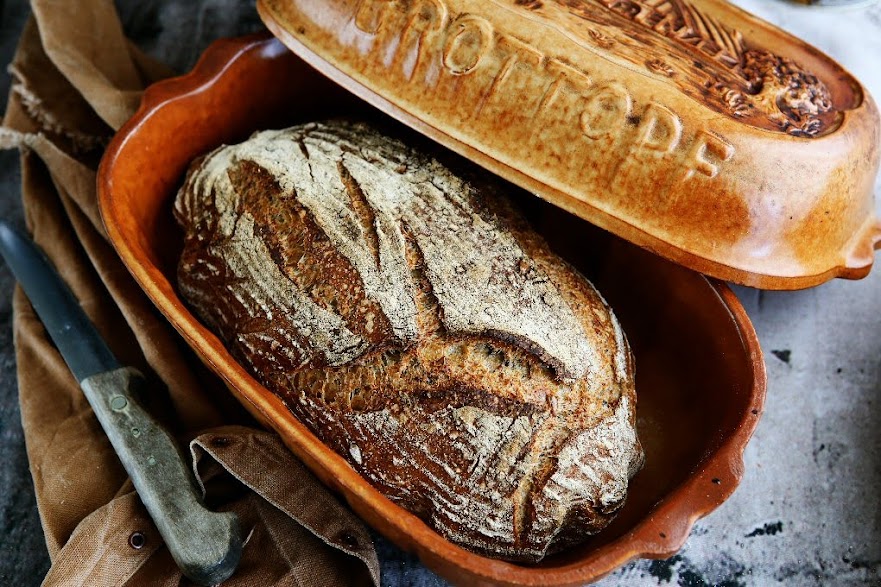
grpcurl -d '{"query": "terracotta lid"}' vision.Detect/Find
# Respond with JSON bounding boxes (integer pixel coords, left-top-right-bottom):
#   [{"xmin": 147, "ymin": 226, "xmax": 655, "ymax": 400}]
[{"xmin": 256, "ymin": 0, "xmax": 881, "ymax": 289}]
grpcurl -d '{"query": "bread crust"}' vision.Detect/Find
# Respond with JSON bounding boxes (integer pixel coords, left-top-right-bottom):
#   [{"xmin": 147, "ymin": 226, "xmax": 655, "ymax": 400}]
[{"xmin": 175, "ymin": 120, "xmax": 643, "ymax": 561}]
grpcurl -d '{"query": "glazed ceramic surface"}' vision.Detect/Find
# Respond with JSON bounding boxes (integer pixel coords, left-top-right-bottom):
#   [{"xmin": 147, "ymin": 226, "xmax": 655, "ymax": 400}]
[
  {"xmin": 98, "ymin": 35, "xmax": 766, "ymax": 586},
  {"xmin": 258, "ymin": 0, "xmax": 881, "ymax": 290}
]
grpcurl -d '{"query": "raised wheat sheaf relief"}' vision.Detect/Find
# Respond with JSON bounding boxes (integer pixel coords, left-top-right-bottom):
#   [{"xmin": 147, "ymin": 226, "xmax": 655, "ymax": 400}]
[{"xmin": 533, "ymin": 0, "xmax": 835, "ymax": 137}]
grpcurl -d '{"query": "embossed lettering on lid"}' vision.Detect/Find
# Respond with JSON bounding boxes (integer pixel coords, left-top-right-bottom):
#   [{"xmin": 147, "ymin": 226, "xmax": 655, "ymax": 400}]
[{"xmin": 258, "ymin": 0, "xmax": 881, "ymax": 289}]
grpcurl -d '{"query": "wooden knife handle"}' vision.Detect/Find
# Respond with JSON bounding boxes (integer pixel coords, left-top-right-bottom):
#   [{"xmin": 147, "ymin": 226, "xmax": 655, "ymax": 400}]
[{"xmin": 80, "ymin": 367, "xmax": 242, "ymax": 585}]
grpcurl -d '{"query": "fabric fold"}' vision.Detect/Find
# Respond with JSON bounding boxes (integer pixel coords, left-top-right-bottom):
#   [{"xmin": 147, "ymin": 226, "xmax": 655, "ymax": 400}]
[{"xmin": 30, "ymin": 0, "xmax": 148, "ymax": 130}]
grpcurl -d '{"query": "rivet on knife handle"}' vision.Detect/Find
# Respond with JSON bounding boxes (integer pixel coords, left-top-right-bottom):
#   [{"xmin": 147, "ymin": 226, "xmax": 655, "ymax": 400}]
[{"xmin": 0, "ymin": 221, "xmax": 242, "ymax": 585}]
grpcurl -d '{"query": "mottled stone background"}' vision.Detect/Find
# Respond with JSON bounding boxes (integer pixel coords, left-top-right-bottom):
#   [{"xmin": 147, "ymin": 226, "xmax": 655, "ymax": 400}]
[{"xmin": 1, "ymin": 1, "xmax": 880, "ymax": 585}]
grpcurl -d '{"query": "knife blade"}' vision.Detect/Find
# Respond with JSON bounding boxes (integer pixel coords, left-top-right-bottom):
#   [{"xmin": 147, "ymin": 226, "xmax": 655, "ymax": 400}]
[{"xmin": 0, "ymin": 220, "xmax": 242, "ymax": 586}]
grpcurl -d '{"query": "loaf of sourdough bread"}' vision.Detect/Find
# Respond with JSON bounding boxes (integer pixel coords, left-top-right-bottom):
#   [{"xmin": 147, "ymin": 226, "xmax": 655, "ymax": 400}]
[{"xmin": 174, "ymin": 120, "xmax": 644, "ymax": 562}]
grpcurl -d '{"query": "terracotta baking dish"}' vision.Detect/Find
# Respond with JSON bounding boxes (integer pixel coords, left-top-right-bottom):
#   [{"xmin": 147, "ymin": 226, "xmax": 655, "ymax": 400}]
[{"xmin": 98, "ymin": 34, "xmax": 766, "ymax": 586}]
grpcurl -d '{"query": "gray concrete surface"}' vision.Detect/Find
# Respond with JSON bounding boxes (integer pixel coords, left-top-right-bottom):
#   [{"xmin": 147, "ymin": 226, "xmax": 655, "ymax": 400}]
[{"xmin": 1, "ymin": 1, "xmax": 880, "ymax": 585}]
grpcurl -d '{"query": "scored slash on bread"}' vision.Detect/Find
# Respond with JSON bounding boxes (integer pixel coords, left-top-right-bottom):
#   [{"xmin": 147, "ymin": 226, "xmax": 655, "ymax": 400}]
[{"xmin": 174, "ymin": 120, "xmax": 643, "ymax": 561}]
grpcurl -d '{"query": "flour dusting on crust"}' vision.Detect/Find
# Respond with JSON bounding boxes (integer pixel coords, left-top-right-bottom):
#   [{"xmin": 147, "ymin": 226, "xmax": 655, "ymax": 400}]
[{"xmin": 178, "ymin": 122, "xmax": 598, "ymax": 381}]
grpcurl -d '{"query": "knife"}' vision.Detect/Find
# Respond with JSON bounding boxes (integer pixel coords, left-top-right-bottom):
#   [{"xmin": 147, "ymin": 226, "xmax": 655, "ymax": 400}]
[{"xmin": 0, "ymin": 220, "xmax": 242, "ymax": 586}]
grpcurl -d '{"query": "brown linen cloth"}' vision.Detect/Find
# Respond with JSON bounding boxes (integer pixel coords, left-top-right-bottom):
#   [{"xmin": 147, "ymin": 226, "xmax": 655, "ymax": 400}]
[{"xmin": 1, "ymin": 1, "xmax": 381, "ymax": 585}]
